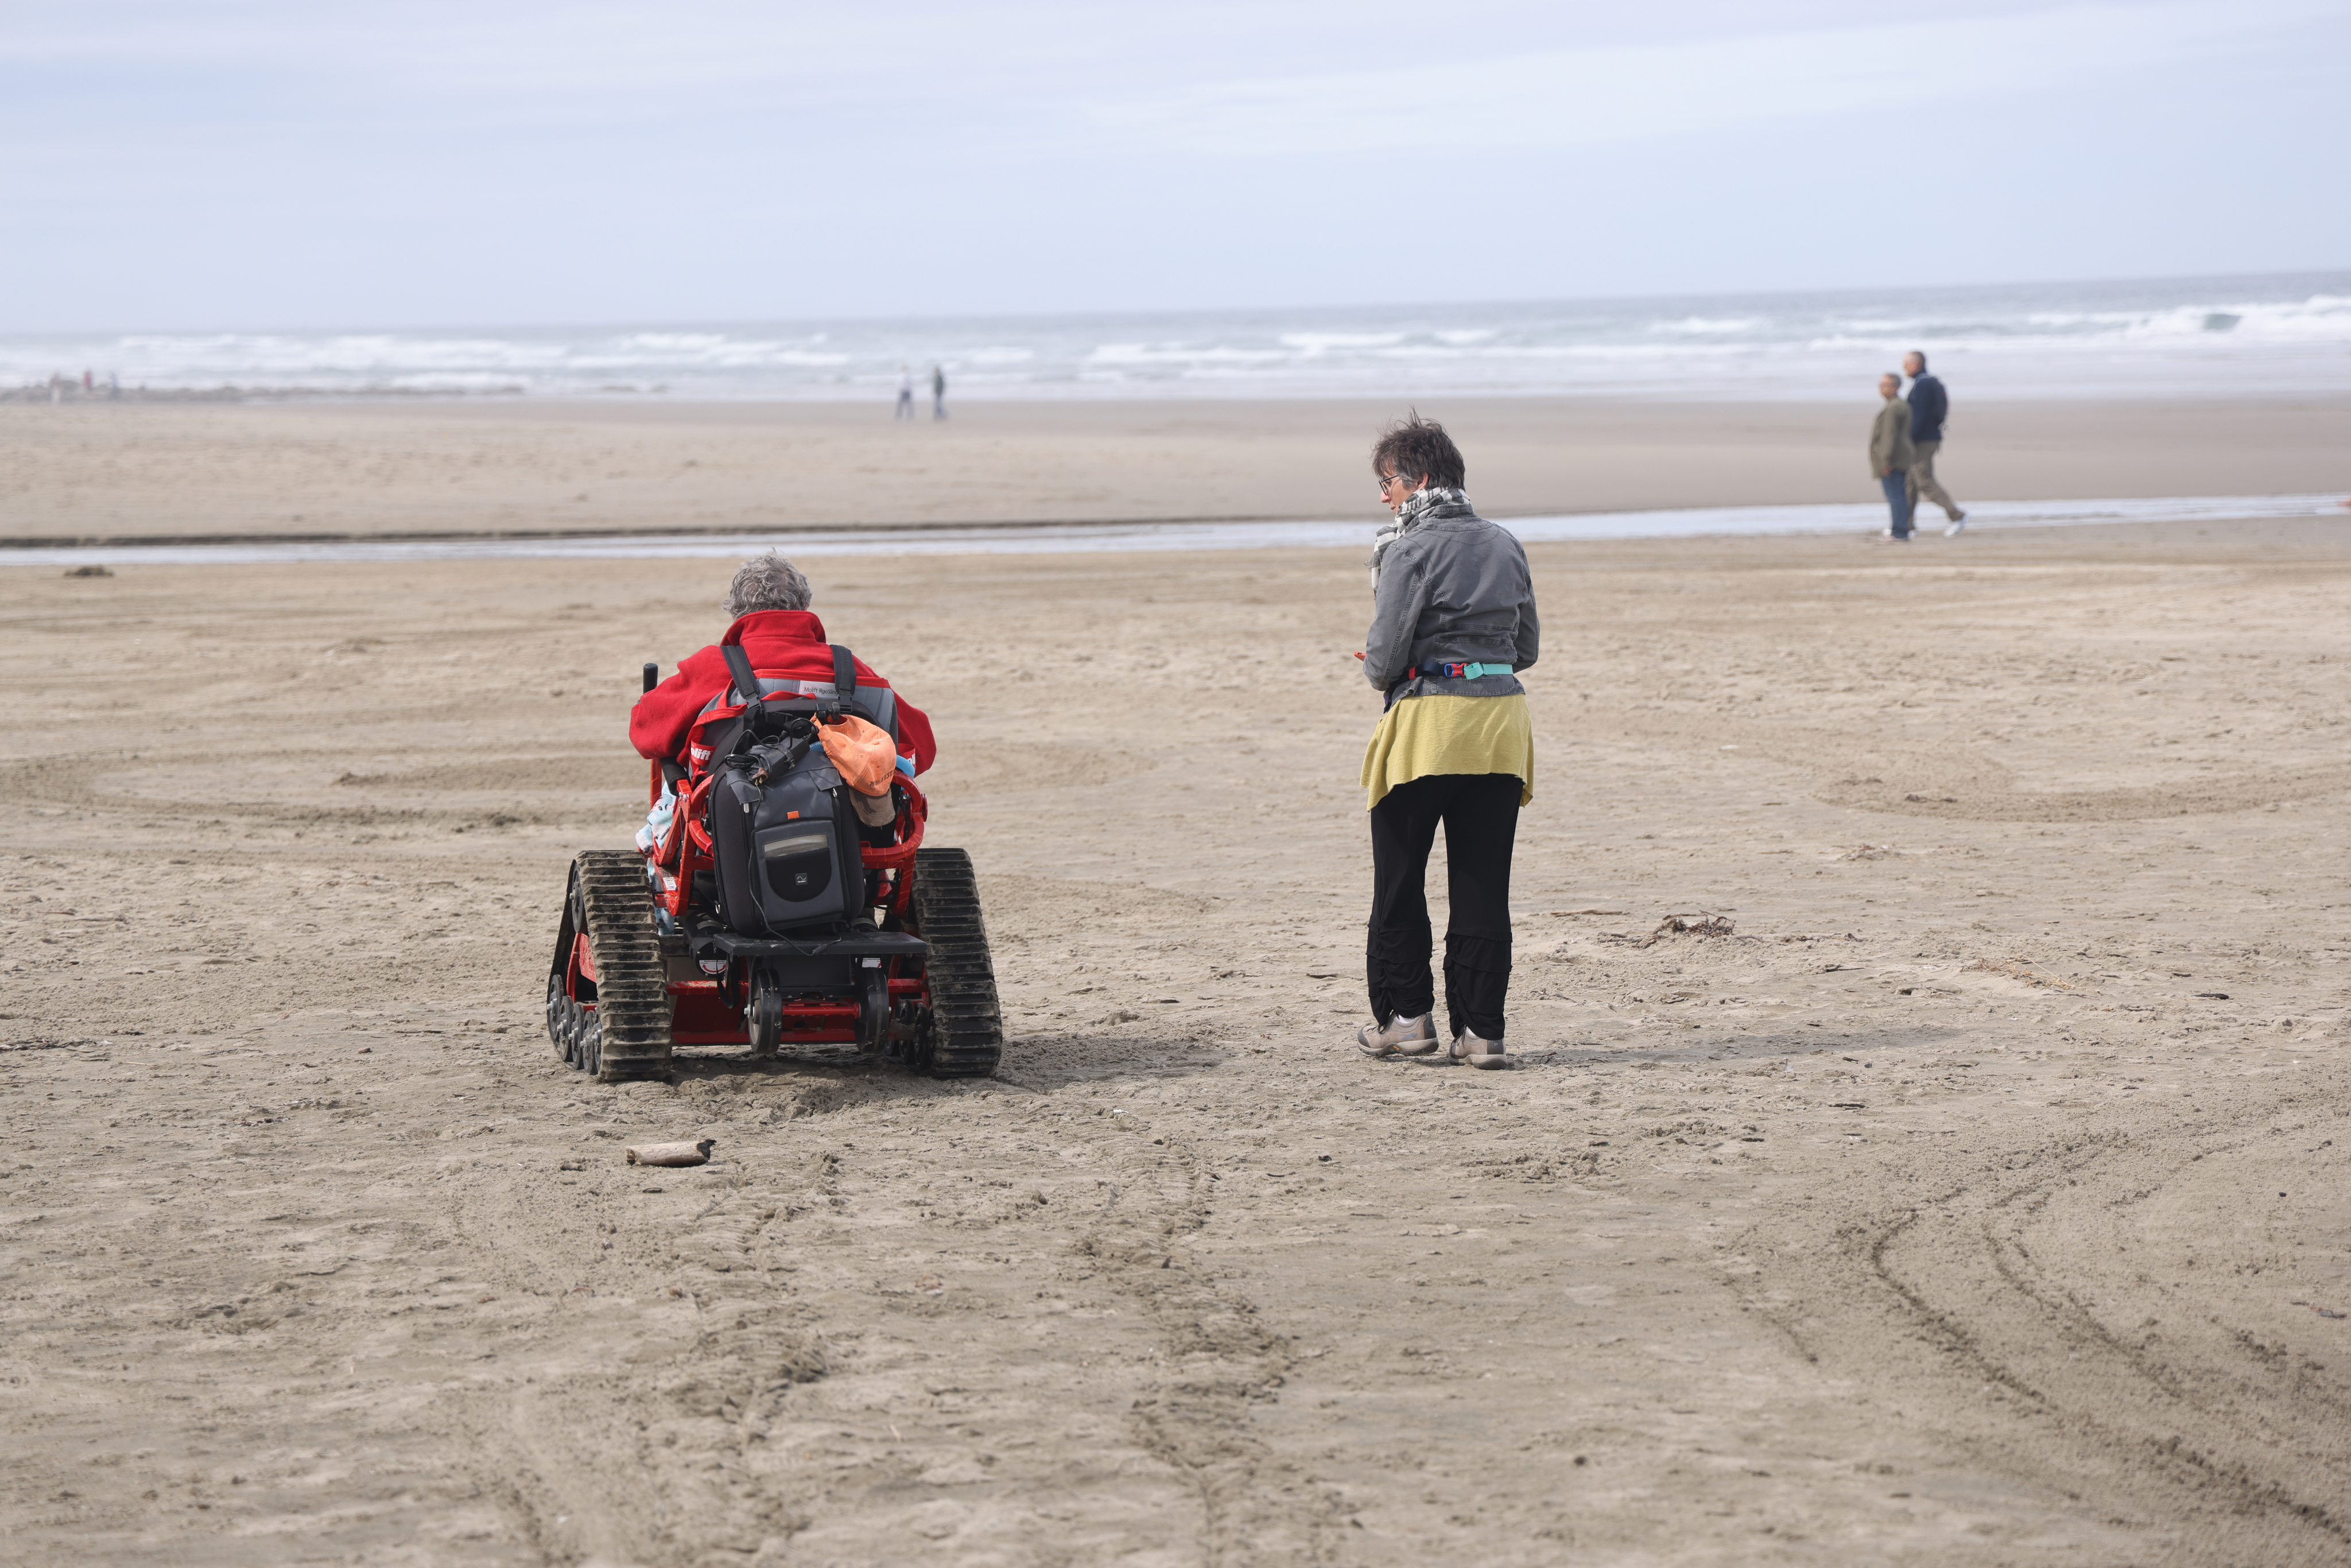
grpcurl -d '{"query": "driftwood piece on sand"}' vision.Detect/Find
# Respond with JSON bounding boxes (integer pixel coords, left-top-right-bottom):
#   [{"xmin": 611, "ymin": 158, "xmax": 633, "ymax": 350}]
[{"xmin": 626, "ymin": 1139, "xmax": 715, "ymax": 1167}]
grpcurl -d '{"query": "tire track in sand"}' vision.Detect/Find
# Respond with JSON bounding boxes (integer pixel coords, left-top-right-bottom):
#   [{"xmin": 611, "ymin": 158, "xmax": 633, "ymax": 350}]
[
  {"xmin": 1072, "ymin": 1128, "xmax": 1344, "ymax": 1568},
  {"xmin": 1075, "ymin": 1126, "xmax": 1344, "ymax": 1567},
  {"xmin": 1725, "ymin": 1080, "xmax": 2351, "ymax": 1563}
]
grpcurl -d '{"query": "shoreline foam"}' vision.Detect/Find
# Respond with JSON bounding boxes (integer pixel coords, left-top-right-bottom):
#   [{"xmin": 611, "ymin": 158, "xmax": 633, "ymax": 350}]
[{"xmin": 10, "ymin": 270, "xmax": 2349, "ymax": 403}]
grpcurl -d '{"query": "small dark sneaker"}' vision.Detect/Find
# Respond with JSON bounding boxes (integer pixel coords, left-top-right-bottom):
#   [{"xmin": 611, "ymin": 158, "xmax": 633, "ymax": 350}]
[
  {"xmin": 1450, "ymin": 1031, "xmax": 1508, "ymax": 1069},
  {"xmin": 1357, "ymin": 1012, "xmax": 1438, "ymax": 1058}
]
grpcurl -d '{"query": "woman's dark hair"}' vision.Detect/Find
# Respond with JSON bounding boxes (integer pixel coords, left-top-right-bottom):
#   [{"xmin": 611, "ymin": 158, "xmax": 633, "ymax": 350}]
[{"xmin": 1370, "ymin": 413, "xmax": 1465, "ymax": 489}]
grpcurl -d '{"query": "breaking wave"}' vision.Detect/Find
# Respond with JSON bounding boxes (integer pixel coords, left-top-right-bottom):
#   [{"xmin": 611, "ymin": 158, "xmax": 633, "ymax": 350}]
[{"xmin": 7, "ymin": 273, "xmax": 2346, "ymax": 403}]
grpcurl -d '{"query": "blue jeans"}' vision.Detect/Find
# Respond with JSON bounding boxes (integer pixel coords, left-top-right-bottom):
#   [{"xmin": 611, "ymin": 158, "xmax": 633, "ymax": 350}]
[{"xmin": 1879, "ymin": 471, "xmax": 1914, "ymax": 537}]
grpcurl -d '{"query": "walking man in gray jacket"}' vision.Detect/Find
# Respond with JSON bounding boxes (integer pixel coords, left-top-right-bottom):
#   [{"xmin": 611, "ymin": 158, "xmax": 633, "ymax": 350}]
[
  {"xmin": 1903, "ymin": 351, "xmax": 1968, "ymax": 536},
  {"xmin": 1869, "ymin": 373, "xmax": 1915, "ymax": 540}
]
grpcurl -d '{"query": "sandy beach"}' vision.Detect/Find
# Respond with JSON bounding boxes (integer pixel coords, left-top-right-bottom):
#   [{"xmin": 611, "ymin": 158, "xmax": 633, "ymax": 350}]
[
  {"xmin": 11, "ymin": 0, "xmax": 2350, "ymax": 1546},
  {"xmin": 3, "ymin": 401, "xmax": 2350, "ymax": 1565},
  {"xmin": 4, "ymin": 395, "xmax": 2349, "ymax": 542}
]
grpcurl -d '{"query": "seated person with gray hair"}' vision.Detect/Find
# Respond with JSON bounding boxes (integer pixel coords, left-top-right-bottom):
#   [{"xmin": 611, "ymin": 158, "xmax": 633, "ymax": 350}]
[{"xmin": 630, "ymin": 551, "xmax": 938, "ymax": 781}]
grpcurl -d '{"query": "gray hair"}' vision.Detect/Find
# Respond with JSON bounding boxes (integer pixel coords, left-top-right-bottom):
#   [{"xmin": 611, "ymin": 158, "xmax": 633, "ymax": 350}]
[{"xmin": 723, "ymin": 552, "xmax": 813, "ymax": 619}]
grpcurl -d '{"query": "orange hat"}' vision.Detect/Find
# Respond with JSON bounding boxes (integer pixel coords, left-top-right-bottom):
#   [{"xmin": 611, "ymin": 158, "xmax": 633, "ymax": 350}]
[{"xmin": 818, "ymin": 714, "xmax": 898, "ymax": 796}]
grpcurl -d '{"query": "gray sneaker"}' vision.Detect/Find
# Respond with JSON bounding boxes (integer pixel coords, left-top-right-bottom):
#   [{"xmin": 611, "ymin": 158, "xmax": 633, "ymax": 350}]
[
  {"xmin": 1450, "ymin": 1031, "xmax": 1509, "ymax": 1069},
  {"xmin": 1356, "ymin": 1012, "xmax": 1439, "ymax": 1058}
]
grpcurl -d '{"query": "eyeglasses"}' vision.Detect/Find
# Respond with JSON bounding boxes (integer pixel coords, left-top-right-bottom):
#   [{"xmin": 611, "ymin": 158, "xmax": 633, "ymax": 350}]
[{"xmin": 1376, "ymin": 473, "xmax": 1413, "ymax": 492}]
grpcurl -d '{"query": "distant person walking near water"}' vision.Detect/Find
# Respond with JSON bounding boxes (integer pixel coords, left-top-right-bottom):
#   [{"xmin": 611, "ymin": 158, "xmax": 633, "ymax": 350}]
[
  {"xmin": 1903, "ymin": 351, "xmax": 1967, "ymax": 535},
  {"xmin": 895, "ymin": 366, "xmax": 915, "ymax": 421},
  {"xmin": 931, "ymin": 364, "xmax": 948, "ymax": 420},
  {"xmin": 1354, "ymin": 416, "xmax": 1538, "ymax": 1071},
  {"xmin": 1869, "ymin": 372, "xmax": 1915, "ymax": 540}
]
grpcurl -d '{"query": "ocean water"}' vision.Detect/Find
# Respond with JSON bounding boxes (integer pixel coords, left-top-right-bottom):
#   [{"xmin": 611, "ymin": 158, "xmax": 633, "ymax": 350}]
[
  {"xmin": 6, "ymin": 273, "xmax": 2349, "ymax": 404},
  {"xmin": 9, "ymin": 494, "xmax": 2339, "ymax": 568}
]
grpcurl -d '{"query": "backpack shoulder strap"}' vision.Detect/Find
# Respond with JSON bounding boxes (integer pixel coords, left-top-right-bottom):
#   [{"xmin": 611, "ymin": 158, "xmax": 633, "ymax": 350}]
[
  {"xmin": 830, "ymin": 645, "xmax": 859, "ymax": 716},
  {"xmin": 719, "ymin": 643, "xmax": 773, "ymax": 745},
  {"xmin": 720, "ymin": 643, "xmax": 762, "ymax": 707}
]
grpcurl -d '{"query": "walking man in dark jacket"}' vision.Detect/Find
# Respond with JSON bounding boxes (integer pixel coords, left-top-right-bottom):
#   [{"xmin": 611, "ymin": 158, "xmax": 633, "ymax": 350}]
[{"xmin": 1902, "ymin": 351, "xmax": 1968, "ymax": 535}]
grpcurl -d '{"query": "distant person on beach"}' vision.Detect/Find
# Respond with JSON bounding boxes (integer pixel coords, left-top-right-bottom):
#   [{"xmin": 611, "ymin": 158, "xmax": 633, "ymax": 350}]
[
  {"xmin": 895, "ymin": 366, "xmax": 915, "ymax": 421},
  {"xmin": 931, "ymin": 364, "xmax": 947, "ymax": 420},
  {"xmin": 1870, "ymin": 373, "xmax": 1915, "ymax": 541},
  {"xmin": 1903, "ymin": 351, "xmax": 1968, "ymax": 536},
  {"xmin": 1354, "ymin": 416, "xmax": 1538, "ymax": 1071}
]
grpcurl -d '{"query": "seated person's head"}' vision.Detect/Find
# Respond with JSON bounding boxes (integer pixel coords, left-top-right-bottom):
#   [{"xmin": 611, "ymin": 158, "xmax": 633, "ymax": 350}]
[{"xmin": 725, "ymin": 552, "xmax": 813, "ymax": 620}]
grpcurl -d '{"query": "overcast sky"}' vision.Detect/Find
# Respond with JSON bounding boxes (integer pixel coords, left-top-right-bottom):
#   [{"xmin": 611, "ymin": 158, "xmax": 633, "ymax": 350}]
[{"xmin": 3, "ymin": 0, "xmax": 2345, "ymax": 331}]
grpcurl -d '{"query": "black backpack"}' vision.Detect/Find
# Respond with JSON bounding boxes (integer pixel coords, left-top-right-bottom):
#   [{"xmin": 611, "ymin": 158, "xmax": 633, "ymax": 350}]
[{"xmin": 704, "ymin": 644, "xmax": 869, "ymax": 938}]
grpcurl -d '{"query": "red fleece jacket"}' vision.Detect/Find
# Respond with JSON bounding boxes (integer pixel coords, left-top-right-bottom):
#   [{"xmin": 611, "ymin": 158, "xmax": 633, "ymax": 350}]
[{"xmin": 629, "ymin": 611, "xmax": 937, "ymax": 775}]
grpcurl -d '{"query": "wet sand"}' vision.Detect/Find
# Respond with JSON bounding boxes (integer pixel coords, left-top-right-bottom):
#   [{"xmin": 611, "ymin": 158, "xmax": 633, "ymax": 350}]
[
  {"xmin": 3, "ymin": 511, "xmax": 2349, "ymax": 1565},
  {"xmin": 3, "ymin": 394, "xmax": 2348, "ymax": 542}
]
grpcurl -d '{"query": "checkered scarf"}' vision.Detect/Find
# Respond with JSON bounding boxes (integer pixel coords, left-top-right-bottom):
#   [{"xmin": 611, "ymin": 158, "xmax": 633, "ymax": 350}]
[{"xmin": 1370, "ymin": 485, "xmax": 1471, "ymax": 593}]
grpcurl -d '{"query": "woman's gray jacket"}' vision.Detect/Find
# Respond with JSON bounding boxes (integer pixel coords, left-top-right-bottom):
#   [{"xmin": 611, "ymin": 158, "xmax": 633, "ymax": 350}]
[{"xmin": 1363, "ymin": 496, "xmax": 1539, "ymax": 701}]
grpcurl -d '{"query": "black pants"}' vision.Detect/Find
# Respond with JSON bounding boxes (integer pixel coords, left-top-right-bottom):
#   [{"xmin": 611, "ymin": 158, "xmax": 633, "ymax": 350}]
[{"xmin": 1367, "ymin": 771, "xmax": 1520, "ymax": 1041}]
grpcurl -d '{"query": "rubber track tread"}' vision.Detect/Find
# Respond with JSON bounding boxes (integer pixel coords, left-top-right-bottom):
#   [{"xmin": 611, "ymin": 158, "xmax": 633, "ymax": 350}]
[
  {"xmin": 911, "ymin": 846, "xmax": 1002, "ymax": 1078},
  {"xmin": 575, "ymin": 849, "xmax": 674, "ymax": 1082}
]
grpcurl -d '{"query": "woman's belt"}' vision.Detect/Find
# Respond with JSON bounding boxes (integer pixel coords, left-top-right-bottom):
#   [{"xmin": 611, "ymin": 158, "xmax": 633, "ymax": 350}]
[{"xmin": 1383, "ymin": 661, "xmax": 1515, "ymax": 709}]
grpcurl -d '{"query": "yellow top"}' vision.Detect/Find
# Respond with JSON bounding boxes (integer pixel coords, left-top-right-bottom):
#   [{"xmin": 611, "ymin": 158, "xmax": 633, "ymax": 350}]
[{"xmin": 1360, "ymin": 693, "xmax": 1535, "ymax": 811}]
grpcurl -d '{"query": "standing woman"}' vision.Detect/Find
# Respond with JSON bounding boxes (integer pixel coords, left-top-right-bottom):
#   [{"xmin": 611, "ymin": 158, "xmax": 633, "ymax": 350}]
[{"xmin": 1353, "ymin": 416, "xmax": 1538, "ymax": 1069}]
